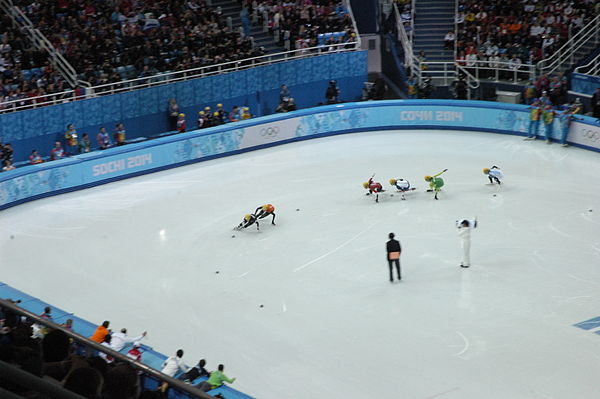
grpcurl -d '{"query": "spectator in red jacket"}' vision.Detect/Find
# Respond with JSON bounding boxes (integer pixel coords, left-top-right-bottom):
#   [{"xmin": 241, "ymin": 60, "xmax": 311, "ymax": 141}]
[
  {"xmin": 29, "ymin": 149, "xmax": 44, "ymax": 164},
  {"xmin": 50, "ymin": 141, "xmax": 66, "ymax": 160},
  {"xmin": 177, "ymin": 113, "xmax": 186, "ymax": 133}
]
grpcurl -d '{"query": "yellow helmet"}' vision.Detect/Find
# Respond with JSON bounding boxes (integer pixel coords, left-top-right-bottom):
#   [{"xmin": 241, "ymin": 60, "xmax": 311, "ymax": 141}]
[
  {"xmin": 213, "ymin": 111, "xmax": 219, "ymax": 116},
  {"xmin": 362, "ymin": 182, "xmax": 369, "ymax": 188},
  {"xmin": 217, "ymin": 103, "xmax": 223, "ymax": 107},
  {"xmin": 483, "ymin": 168, "xmax": 490, "ymax": 174},
  {"xmin": 199, "ymin": 111, "xmax": 205, "ymax": 115},
  {"xmin": 179, "ymin": 113, "xmax": 185, "ymax": 117},
  {"xmin": 244, "ymin": 214, "xmax": 252, "ymax": 221},
  {"xmin": 389, "ymin": 178, "xmax": 397, "ymax": 185},
  {"xmin": 424, "ymin": 175, "xmax": 432, "ymax": 181},
  {"xmin": 243, "ymin": 107, "xmax": 249, "ymax": 111},
  {"xmin": 262, "ymin": 205, "xmax": 268, "ymax": 211},
  {"xmin": 204, "ymin": 106, "xmax": 211, "ymax": 111}
]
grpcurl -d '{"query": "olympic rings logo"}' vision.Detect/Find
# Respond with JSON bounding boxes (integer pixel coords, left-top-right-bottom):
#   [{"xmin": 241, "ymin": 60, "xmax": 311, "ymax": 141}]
[
  {"xmin": 579, "ymin": 128, "xmax": 600, "ymax": 142},
  {"xmin": 260, "ymin": 126, "xmax": 280, "ymax": 138}
]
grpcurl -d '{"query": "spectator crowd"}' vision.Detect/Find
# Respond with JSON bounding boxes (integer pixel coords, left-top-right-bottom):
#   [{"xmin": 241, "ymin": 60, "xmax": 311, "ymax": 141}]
[
  {"xmin": 454, "ymin": 0, "xmax": 598, "ymax": 74},
  {"xmin": 248, "ymin": 0, "xmax": 356, "ymax": 51},
  {"xmin": 13, "ymin": 0, "xmax": 265, "ymax": 89},
  {"xmin": 0, "ymin": 16, "xmax": 72, "ymax": 113},
  {"xmin": 1, "ymin": 300, "xmax": 236, "ymax": 398}
]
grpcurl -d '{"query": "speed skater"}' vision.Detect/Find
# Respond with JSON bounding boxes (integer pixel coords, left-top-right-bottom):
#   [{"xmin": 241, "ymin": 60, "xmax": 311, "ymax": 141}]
[
  {"xmin": 255, "ymin": 204, "xmax": 276, "ymax": 225},
  {"xmin": 483, "ymin": 166, "xmax": 503, "ymax": 185},
  {"xmin": 235, "ymin": 214, "xmax": 259, "ymax": 230},
  {"xmin": 362, "ymin": 176, "xmax": 384, "ymax": 203},
  {"xmin": 388, "ymin": 178, "xmax": 415, "ymax": 200},
  {"xmin": 424, "ymin": 169, "xmax": 447, "ymax": 200}
]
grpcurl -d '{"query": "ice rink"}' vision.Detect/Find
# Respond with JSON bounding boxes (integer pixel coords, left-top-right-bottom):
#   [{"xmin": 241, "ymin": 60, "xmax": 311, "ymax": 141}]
[{"xmin": 2, "ymin": 129, "xmax": 600, "ymax": 399}]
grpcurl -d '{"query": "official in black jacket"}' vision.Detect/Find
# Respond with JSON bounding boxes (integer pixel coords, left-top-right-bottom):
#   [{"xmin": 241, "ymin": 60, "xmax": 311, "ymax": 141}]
[{"xmin": 386, "ymin": 233, "xmax": 402, "ymax": 282}]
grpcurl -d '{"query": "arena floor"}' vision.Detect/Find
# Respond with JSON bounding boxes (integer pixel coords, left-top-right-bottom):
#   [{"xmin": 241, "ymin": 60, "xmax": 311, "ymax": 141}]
[{"xmin": 2, "ymin": 130, "xmax": 600, "ymax": 399}]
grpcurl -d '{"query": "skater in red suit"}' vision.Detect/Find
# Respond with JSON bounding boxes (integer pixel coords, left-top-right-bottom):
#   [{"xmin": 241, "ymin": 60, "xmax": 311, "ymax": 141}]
[
  {"xmin": 363, "ymin": 176, "xmax": 384, "ymax": 202},
  {"xmin": 255, "ymin": 204, "xmax": 276, "ymax": 225}
]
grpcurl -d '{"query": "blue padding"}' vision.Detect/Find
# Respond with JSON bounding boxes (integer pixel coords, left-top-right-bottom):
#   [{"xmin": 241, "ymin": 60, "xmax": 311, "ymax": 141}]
[
  {"xmin": 140, "ymin": 347, "xmax": 168, "ymax": 371},
  {"xmin": 209, "ymin": 386, "xmax": 255, "ymax": 399},
  {"xmin": 0, "ymin": 282, "xmax": 38, "ymax": 304},
  {"xmin": 574, "ymin": 316, "xmax": 600, "ymax": 330},
  {"xmin": 17, "ymin": 300, "xmax": 72, "ymax": 321},
  {"xmin": 68, "ymin": 316, "xmax": 99, "ymax": 338}
]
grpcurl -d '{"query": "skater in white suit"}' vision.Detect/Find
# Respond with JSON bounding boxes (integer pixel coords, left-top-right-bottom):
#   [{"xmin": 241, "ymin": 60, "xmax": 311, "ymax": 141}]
[
  {"xmin": 483, "ymin": 166, "xmax": 503, "ymax": 185},
  {"xmin": 457, "ymin": 219, "xmax": 477, "ymax": 268}
]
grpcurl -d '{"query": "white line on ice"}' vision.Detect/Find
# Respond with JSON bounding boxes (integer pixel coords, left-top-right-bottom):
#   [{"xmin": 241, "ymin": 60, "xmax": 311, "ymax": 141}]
[
  {"xmin": 281, "ymin": 300, "xmax": 287, "ymax": 313},
  {"xmin": 581, "ymin": 212, "xmax": 600, "ymax": 225},
  {"xmin": 453, "ymin": 331, "xmax": 470, "ymax": 357},
  {"xmin": 423, "ymin": 387, "xmax": 460, "ymax": 399},
  {"xmin": 235, "ymin": 272, "xmax": 249, "ymax": 278},
  {"xmin": 293, "ymin": 224, "xmax": 376, "ymax": 272},
  {"xmin": 567, "ymin": 274, "xmax": 600, "ymax": 286},
  {"xmin": 557, "ymin": 295, "xmax": 594, "ymax": 303},
  {"xmin": 547, "ymin": 222, "xmax": 572, "ymax": 238}
]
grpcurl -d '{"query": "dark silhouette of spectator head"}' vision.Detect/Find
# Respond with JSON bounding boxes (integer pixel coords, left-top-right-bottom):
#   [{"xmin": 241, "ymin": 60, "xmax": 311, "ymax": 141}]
[
  {"xmin": 42, "ymin": 329, "xmax": 70, "ymax": 362},
  {"xmin": 176, "ymin": 349, "xmax": 184, "ymax": 358},
  {"xmin": 199, "ymin": 359, "xmax": 206, "ymax": 367},
  {"xmin": 102, "ymin": 321, "xmax": 110, "ymax": 329},
  {"xmin": 63, "ymin": 366, "xmax": 104, "ymax": 398},
  {"xmin": 104, "ymin": 364, "xmax": 139, "ymax": 399},
  {"xmin": 87, "ymin": 356, "xmax": 109, "ymax": 377},
  {"xmin": 218, "ymin": 364, "xmax": 225, "ymax": 371},
  {"xmin": 389, "ymin": 232, "xmax": 395, "ymax": 239},
  {"xmin": 139, "ymin": 391, "xmax": 163, "ymax": 399}
]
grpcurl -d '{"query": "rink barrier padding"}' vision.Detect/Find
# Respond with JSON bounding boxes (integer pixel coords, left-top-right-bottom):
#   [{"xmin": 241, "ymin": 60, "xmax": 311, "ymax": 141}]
[
  {"xmin": 2, "ymin": 99, "xmax": 600, "ymax": 211},
  {"xmin": 0, "ymin": 51, "xmax": 368, "ymax": 164}
]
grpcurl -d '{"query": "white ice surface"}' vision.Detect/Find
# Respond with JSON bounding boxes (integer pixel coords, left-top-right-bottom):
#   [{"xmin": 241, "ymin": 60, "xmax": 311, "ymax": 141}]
[{"xmin": 2, "ymin": 130, "xmax": 600, "ymax": 399}]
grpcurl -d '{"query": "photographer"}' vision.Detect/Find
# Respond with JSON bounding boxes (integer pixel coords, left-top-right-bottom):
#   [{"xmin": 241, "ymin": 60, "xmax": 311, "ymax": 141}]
[
  {"xmin": 451, "ymin": 75, "xmax": 468, "ymax": 100},
  {"xmin": 325, "ymin": 80, "xmax": 340, "ymax": 104}
]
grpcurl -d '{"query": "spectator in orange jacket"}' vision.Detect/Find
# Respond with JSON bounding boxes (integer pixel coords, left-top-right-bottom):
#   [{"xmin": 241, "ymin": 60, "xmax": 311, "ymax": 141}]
[{"xmin": 90, "ymin": 320, "xmax": 110, "ymax": 343}]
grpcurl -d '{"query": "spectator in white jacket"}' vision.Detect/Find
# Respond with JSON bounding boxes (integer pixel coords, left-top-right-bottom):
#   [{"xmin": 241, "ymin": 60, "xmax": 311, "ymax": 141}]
[
  {"xmin": 110, "ymin": 328, "xmax": 147, "ymax": 352},
  {"xmin": 160, "ymin": 349, "xmax": 187, "ymax": 393}
]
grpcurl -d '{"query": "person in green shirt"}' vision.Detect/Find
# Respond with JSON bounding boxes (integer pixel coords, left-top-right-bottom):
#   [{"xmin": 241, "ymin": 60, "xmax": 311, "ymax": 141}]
[
  {"xmin": 424, "ymin": 169, "xmax": 448, "ymax": 200},
  {"xmin": 196, "ymin": 364, "xmax": 236, "ymax": 392}
]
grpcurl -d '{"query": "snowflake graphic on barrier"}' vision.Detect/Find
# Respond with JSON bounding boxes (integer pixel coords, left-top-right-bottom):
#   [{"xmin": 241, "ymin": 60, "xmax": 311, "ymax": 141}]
[
  {"xmin": 173, "ymin": 129, "xmax": 245, "ymax": 162},
  {"xmin": 295, "ymin": 109, "xmax": 367, "ymax": 137},
  {"xmin": 47, "ymin": 168, "xmax": 68, "ymax": 191},
  {"xmin": 496, "ymin": 110, "xmax": 519, "ymax": 131}
]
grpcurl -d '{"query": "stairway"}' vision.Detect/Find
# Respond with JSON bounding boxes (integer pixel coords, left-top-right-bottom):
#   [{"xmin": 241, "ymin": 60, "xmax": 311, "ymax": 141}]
[
  {"xmin": 412, "ymin": 0, "xmax": 455, "ymax": 71},
  {"xmin": 210, "ymin": 0, "xmax": 285, "ymax": 55}
]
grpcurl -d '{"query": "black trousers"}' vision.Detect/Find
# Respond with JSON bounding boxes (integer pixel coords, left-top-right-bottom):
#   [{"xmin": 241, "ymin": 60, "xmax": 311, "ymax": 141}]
[{"xmin": 388, "ymin": 259, "xmax": 401, "ymax": 280}]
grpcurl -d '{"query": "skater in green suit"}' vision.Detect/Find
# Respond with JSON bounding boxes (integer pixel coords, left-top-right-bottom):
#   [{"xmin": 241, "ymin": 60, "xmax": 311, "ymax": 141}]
[{"xmin": 424, "ymin": 169, "xmax": 448, "ymax": 200}]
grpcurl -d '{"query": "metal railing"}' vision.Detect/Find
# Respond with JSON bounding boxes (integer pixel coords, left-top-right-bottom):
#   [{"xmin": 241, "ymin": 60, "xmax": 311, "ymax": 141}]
[
  {"xmin": 536, "ymin": 14, "xmax": 600, "ymax": 76},
  {"xmin": 0, "ymin": 42, "xmax": 359, "ymax": 113},
  {"xmin": 394, "ymin": 2, "xmax": 415, "ymax": 74},
  {"xmin": 345, "ymin": 0, "xmax": 362, "ymax": 49},
  {"xmin": 418, "ymin": 61, "xmax": 479, "ymax": 98},
  {"xmin": 0, "ymin": 298, "xmax": 214, "ymax": 399},
  {"xmin": 0, "ymin": 0, "xmax": 87, "ymax": 88},
  {"xmin": 453, "ymin": 0, "xmax": 458, "ymax": 62},
  {"xmin": 464, "ymin": 60, "xmax": 536, "ymax": 83},
  {"xmin": 574, "ymin": 53, "xmax": 600, "ymax": 76},
  {"xmin": 410, "ymin": 0, "xmax": 415, "ymax": 43}
]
